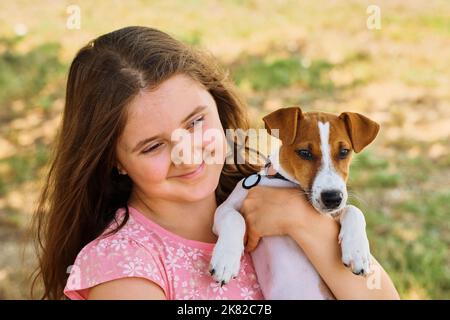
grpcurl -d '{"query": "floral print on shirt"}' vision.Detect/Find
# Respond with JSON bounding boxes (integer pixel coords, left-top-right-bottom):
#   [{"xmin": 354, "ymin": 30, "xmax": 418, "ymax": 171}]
[{"xmin": 64, "ymin": 206, "xmax": 264, "ymax": 300}]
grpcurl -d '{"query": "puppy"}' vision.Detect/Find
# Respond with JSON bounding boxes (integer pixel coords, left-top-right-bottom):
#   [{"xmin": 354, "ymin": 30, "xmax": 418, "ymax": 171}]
[{"xmin": 209, "ymin": 106, "xmax": 380, "ymax": 299}]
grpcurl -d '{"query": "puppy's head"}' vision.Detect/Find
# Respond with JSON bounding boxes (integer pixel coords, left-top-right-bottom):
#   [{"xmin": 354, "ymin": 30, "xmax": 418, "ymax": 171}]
[{"xmin": 263, "ymin": 106, "xmax": 379, "ymax": 215}]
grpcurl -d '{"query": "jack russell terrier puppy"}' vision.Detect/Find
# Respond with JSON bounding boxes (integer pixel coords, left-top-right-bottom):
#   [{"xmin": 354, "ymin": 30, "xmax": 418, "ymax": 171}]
[{"xmin": 209, "ymin": 106, "xmax": 380, "ymax": 299}]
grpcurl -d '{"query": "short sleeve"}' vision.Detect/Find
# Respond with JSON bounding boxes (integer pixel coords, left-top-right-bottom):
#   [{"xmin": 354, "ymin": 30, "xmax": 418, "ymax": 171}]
[{"xmin": 64, "ymin": 236, "xmax": 168, "ymax": 299}]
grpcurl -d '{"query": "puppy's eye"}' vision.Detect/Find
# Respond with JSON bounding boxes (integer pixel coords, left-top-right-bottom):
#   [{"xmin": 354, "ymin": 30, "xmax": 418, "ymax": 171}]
[
  {"xmin": 339, "ymin": 148, "xmax": 350, "ymax": 159},
  {"xmin": 296, "ymin": 149, "xmax": 314, "ymax": 161}
]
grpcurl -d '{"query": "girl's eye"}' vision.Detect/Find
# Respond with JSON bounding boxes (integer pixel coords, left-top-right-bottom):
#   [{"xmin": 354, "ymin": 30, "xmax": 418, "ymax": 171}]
[
  {"xmin": 187, "ymin": 116, "xmax": 205, "ymax": 129},
  {"xmin": 142, "ymin": 142, "xmax": 163, "ymax": 154}
]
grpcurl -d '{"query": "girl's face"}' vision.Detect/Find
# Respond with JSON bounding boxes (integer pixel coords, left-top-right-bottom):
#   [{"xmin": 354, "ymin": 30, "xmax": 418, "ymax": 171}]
[{"xmin": 116, "ymin": 73, "xmax": 227, "ymax": 203}]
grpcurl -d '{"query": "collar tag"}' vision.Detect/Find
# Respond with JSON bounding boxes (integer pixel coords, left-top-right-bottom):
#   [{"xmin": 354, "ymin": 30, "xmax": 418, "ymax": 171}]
[{"xmin": 242, "ymin": 173, "xmax": 262, "ymax": 189}]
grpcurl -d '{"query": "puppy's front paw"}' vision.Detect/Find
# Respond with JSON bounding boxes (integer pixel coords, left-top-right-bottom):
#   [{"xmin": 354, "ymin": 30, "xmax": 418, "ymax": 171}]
[
  {"xmin": 339, "ymin": 230, "xmax": 371, "ymax": 276},
  {"xmin": 209, "ymin": 237, "xmax": 243, "ymax": 285},
  {"xmin": 339, "ymin": 206, "xmax": 372, "ymax": 276}
]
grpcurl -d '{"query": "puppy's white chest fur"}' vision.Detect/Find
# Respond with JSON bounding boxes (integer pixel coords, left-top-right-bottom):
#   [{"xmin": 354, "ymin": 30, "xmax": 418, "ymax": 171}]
[{"xmin": 252, "ymin": 235, "xmax": 334, "ymax": 299}]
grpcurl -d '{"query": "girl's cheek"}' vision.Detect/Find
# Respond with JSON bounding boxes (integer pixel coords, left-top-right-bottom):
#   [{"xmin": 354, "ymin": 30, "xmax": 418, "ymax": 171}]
[
  {"xmin": 200, "ymin": 123, "xmax": 211, "ymax": 147},
  {"xmin": 201, "ymin": 122, "xmax": 226, "ymax": 164},
  {"xmin": 202, "ymin": 121, "xmax": 223, "ymax": 145},
  {"xmin": 139, "ymin": 151, "xmax": 171, "ymax": 182}
]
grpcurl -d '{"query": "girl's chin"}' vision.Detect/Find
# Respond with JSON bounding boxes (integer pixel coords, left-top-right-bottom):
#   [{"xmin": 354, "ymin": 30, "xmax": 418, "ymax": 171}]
[
  {"xmin": 174, "ymin": 172, "xmax": 220, "ymax": 201},
  {"xmin": 177, "ymin": 184, "xmax": 216, "ymax": 202}
]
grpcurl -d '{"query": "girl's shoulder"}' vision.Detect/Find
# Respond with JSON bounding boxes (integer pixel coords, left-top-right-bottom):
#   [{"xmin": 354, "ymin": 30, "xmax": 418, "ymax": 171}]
[
  {"xmin": 74, "ymin": 206, "xmax": 170, "ymax": 265},
  {"xmin": 63, "ymin": 207, "xmax": 169, "ymax": 299}
]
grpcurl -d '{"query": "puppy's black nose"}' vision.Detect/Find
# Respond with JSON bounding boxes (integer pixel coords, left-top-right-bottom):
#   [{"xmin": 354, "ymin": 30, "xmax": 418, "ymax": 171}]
[{"xmin": 321, "ymin": 190, "xmax": 343, "ymax": 209}]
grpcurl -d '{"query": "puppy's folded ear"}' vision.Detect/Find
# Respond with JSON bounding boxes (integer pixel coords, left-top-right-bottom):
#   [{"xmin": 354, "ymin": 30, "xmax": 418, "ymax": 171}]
[
  {"xmin": 339, "ymin": 112, "xmax": 380, "ymax": 153},
  {"xmin": 263, "ymin": 107, "xmax": 302, "ymax": 145}
]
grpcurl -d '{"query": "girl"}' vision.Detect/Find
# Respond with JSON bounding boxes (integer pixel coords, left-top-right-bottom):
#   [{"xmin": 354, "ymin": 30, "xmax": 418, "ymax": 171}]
[{"xmin": 32, "ymin": 26, "xmax": 399, "ymax": 300}]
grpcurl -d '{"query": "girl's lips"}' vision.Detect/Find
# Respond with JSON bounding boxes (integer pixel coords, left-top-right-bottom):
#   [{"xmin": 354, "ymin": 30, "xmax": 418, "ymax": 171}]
[{"xmin": 176, "ymin": 161, "xmax": 206, "ymax": 179}]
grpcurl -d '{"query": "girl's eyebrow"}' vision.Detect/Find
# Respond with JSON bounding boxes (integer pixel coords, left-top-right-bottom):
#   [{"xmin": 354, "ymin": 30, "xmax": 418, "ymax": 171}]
[{"xmin": 131, "ymin": 105, "xmax": 208, "ymax": 153}]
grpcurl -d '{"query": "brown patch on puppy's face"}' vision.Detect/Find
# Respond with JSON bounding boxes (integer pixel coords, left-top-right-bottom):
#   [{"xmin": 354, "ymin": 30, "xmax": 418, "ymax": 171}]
[
  {"xmin": 277, "ymin": 113, "xmax": 354, "ymax": 191},
  {"xmin": 278, "ymin": 114, "xmax": 322, "ymax": 192}
]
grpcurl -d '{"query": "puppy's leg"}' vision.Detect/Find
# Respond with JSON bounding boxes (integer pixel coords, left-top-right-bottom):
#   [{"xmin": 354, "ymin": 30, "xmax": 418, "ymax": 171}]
[
  {"xmin": 338, "ymin": 205, "xmax": 372, "ymax": 276},
  {"xmin": 210, "ymin": 180, "xmax": 248, "ymax": 284}
]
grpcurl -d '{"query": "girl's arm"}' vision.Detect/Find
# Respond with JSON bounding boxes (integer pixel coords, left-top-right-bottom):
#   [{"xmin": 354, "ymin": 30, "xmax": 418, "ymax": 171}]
[
  {"xmin": 88, "ymin": 278, "xmax": 166, "ymax": 300},
  {"xmin": 286, "ymin": 209, "xmax": 399, "ymax": 300},
  {"xmin": 240, "ymin": 186, "xmax": 400, "ymax": 300}
]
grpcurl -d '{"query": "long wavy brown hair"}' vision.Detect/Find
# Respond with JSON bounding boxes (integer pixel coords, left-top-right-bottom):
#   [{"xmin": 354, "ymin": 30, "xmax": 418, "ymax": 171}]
[{"xmin": 31, "ymin": 26, "xmax": 263, "ymax": 299}]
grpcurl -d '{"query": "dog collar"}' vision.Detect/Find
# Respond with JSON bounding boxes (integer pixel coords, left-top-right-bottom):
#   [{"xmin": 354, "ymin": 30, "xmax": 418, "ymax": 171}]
[
  {"xmin": 265, "ymin": 164, "xmax": 289, "ymax": 181},
  {"xmin": 242, "ymin": 158, "xmax": 289, "ymax": 189},
  {"xmin": 242, "ymin": 173, "xmax": 262, "ymax": 189},
  {"xmin": 264, "ymin": 157, "xmax": 289, "ymax": 181}
]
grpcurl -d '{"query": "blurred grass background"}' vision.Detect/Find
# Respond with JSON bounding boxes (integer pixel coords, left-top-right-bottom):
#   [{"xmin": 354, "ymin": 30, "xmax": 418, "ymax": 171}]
[{"xmin": 0, "ymin": 0, "xmax": 449, "ymax": 299}]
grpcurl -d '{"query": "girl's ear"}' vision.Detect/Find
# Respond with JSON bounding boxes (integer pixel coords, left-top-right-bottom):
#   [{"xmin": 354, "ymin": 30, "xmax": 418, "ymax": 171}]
[{"xmin": 116, "ymin": 163, "xmax": 127, "ymax": 175}]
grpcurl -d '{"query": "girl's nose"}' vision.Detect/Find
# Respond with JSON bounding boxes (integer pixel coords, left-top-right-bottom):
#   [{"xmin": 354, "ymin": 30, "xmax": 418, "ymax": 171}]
[{"xmin": 171, "ymin": 130, "xmax": 204, "ymax": 165}]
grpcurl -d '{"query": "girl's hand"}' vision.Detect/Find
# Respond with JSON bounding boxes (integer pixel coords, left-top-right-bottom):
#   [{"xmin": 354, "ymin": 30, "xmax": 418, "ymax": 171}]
[{"xmin": 240, "ymin": 185, "xmax": 316, "ymax": 252}]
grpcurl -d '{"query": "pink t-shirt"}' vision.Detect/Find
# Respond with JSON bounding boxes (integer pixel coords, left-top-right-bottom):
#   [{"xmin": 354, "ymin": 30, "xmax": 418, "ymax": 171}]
[{"xmin": 64, "ymin": 206, "xmax": 264, "ymax": 300}]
